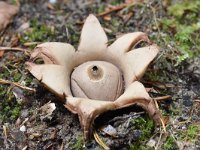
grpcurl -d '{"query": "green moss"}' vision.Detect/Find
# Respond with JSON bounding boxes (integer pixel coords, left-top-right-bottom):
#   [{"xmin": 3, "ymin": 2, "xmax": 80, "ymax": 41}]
[
  {"xmin": 11, "ymin": 0, "xmax": 18, "ymax": 5},
  {"xmin": 167, "ymin": 1, "xmax": 200, "ymax": 20},
  {"xmin": 72, "ymin": 135, "xmax": 85, "ymax": 150},
  {"xmin": 163, "ymin": 136, "xmax": 178, "ymax": 150},
  {"xmin": 13, "ymin": 73, "xmax": 22, "ymax": 82},
  {"xmin": 130, "ymin": 144, "xmax": 153, "ymax": 150},
  {"xmin": 66, "ymin": 24, "xmax": 80, "ymax": 47},
  {"xmin": 0, "ymin": 45, "xmax": 28, "ymax": 123},
  {"xmin": 0, "ymin": 86, "xmax": 6, "ymax": 97},
  {"xmin": 129, "ymin": 116, "xmax": 154, "ymax": 149},
  {"xmin": 11, "ymin": 106, "xmax": 21, "ymax": 120},
  {"xmin": 145, "ymin": 71, "xmax": 160, "ymax": 82},
  {"xmin": 0, "ymin": 69, "xmax": 10, "ymax": 79},
  {"xmin": 111, "ymin": 0, "xmax": 124, "ymax": 5},
  {"xmin": 110, "ymin": 18, "xmax": 120, "ymax": 33},
  {"xmin": 134, "ymin": 117, "xmax": 154, "ymax": 140},
  {"xmin": 97, "ymin": 5, "xmax": 106, "ymax": 13},
  {"xmin": 187, "ymin": 125, "xmax": 200, "ymax": 142},
  {"xmin": 159, "ymin": 0, "xmax": 200, "ymax": 65},
  {"xmin": 21, "ymin": 19, "xmax": 55, "ymax": 45},
  {"xmin": 24, "ymin": 76, "xmax": 34, "ymax": 86},
  {"xmin": 0, "ymin": 97, "xmax": 22, "ymax": 122},
  {"xmin": 0, "ymin": 85, "xmax": 22, "ymax": 122},
  {"xmin": 179, "ymin": 125, "xmax": 200, "ymax": 142}
]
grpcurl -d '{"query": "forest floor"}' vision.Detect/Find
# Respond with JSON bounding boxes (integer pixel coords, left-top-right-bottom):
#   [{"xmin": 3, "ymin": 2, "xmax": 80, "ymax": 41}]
[{"xmin": 0, "ymin": 0, "xmax": 199, "ymax": 149}]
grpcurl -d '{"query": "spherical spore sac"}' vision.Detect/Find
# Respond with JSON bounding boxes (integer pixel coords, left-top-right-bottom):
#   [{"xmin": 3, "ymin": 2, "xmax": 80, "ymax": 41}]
[{"xmin": 71, "ymin": 61, "xmax": 124, "ymax": 101}]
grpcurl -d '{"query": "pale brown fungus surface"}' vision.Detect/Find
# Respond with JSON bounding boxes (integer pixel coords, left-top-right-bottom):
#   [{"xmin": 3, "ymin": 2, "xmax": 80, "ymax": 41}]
[
  {"xmin": 71, "ymin": 61, "xmax": 124, "ymax": 101},
  {"xmin": 27, "ymin": 14, "xmax": 161, "ymax": 141}
]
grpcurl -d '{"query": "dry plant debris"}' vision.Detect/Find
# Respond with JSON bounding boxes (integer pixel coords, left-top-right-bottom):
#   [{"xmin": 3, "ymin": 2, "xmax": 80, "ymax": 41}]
[
  {"xmin": 27, "ymin": 14, "xmax": 161, "ymax": 141},
  {"xmin": 0, "ymin": 1, "xmax": 19, "ymax": 32}
]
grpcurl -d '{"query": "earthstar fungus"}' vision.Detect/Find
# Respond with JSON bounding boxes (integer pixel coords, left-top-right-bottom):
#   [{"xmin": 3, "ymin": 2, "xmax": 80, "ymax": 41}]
[{"xmin": 27, "ymin": 14, "xmax": 161, "ymax": 141}]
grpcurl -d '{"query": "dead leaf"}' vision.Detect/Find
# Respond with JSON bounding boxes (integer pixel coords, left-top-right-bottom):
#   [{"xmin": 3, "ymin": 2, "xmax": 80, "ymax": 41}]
[
  {"xmin": 12, "ymin": 87, "xmax": 27, "ymax": 104},
  {"xmin": 39, "ymin": 102, "xmax": 56, "ymax": 121},
  {"xmin": 125, "ymin": 0, "xmax": 144, "ymax": 4},
  {"xmin": 47, "ymin": 3, "xmax": 55, "ymax": 10},
  {"xmin": 97, "ymin": 0, "xmax": 144, "ymax": 16},
  {"xmin": 0, "ymin": 50, "xmax": 4, "ymax": 57},
  {"xmin": 17, "ymin": 22, "xmax": 30, "ymax": 33},
  {"xmin": 162, "ymin": 116, "xmax": 170, "ymax": 125},
  {"xmin": 0, "ymin": 1, "xmax": 19, "ymax": 32},
  {"xmin": 100, "ymin": 124, "xmax": 117, "ymax": 137},
  {"xmin": 103, "ymin": 15, "xmax": 111, "ymax": 21}
]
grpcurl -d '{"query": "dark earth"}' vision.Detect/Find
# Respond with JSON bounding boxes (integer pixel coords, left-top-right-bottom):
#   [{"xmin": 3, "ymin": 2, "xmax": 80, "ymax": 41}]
[{"xmin": 0, "ymin": 0, "xmax": 199, "ymax": 149}]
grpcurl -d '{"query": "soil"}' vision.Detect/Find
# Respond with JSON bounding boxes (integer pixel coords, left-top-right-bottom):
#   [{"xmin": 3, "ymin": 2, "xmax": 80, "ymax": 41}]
[{"xmin": 0, "ymin": 0, "xmax": 199, "ymax": 150}]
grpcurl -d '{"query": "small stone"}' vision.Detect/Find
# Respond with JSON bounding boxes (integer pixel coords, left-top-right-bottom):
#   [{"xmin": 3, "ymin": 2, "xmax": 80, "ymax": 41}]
[
  {"xmin": 29, "ymin": 135, "xmax": 34, "ymax": 140},
  {"xmin": 182, "ymin": 125, "xmax": 187, "ymax": 130},
  {"xmin": 182, "ymin": 95, "xmax": 193, "ymax": 107},
  {"xmin": 147, "ymin": 139, "xmax": 156, "ymax": 148},
  {"xmin": 133, "ymin": 130, "xmax": 141, "ymax": 139},
  {"xmin": 21, "ymin": 109, "xmax": 29, "ymax": 118},
  {"xmin": 49, "ymin": 0, "xmax": 57, "ymax": 4},
  {"xmin": 20, "ymin": 125, "xmax": 26, "ymax": 132}
]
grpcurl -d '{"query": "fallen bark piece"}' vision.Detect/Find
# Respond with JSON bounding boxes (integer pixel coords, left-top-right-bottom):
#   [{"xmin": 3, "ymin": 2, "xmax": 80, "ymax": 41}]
[
  {"xmin": 0, "ymin": 1, "xmax": 19, "ymax": 32},
  {"xmin": 39, "ymin": 102, "xmax": 56, "ymax": 121},
  {"xmin": 100, "ymin": 124, "xmax": 117, "ymax": 137}
]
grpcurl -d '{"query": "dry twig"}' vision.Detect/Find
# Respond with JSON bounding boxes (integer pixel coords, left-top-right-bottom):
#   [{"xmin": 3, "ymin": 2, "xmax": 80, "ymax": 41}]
[
  {"xmin": 155, "ymin": 127, "xmax": 163, "ymax": 150},
  {"xmin": 97, "ymin": 0, "xmax": 143, "ymax": 17},
  {"xmin": 93, "ymin": 129, "xmax": 110, "ymax": 150},
  {"xmin": 0, "ymin": 47, "xmax": 27, "ymax": 52},
  {"xmin": 153, "ymin": 95, "xmax": 172, "ymax": 102},
  {"xmin": 0, "ymin": 79, "xmax": 35, "ymax": 92},
  {"xmin": 97, "ymin": 4, "xmax": 128, "ymax": 16},
  {"xmin": 154, "ymin": 99, "xmax": 167, "ymax": 133},
  {"xmin": 3, "ymin": 125, "xmax": 7, "ymax": 139}
]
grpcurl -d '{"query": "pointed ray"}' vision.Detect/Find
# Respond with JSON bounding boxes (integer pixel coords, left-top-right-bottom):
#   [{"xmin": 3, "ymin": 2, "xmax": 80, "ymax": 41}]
[
  {"xmin": 108, "ymin": 32, "xmax": 149, "ymax": 53},
  {"xmin": 115, "ymin": 81, "xmax": 161, "ymax": 124},
  {"xmin": 65, "ymin": 97, "xmax": 115, "ymax": 141},
  {"xmin": 26, "ymin": 63, "xmax": 72, "ymax": 100},
  {"xmin": 31, "ymin": 42, "xmax": 75, "ymax": 66},
  {"xmin": 115, "ymin": 81, "xmax": 151, "ymax": 106},
  {"xmin": 122, "ymin": 44, "xmax": 159, "ymax": 86},
  {"xmin": 78, "ymin": 14, "xmax": 108, "ymax": 53}
]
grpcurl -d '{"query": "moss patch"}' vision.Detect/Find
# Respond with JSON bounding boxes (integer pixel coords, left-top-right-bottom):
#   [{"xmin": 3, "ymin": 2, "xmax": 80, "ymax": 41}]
[
  {"xmin": 21, "ymin": 19, "xmax": 56, "ymax": 47},
  {"xmin": 179, "ymin": 125, "xmax": 200, "ymax": 142},
  {"xmin": 129, "ymin": 116, "xmax": 154, "ymax": 149},
  {"xmin": 159, "ymin": 0, "xmax": 200, "ymax": 65},
  {"xmin": 163, "ymin": 136, "xmax": 178, "ymax": 150}
]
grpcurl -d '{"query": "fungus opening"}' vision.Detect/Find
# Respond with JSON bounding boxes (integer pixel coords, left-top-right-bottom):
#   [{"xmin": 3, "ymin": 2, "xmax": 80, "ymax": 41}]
[
  {"xmin": 88, "ymin": 65, "xmax": 103, "ymax": 80},
  {"xmin": 92, "ymin": 65, "xmax": 98, "ymax": 72}
]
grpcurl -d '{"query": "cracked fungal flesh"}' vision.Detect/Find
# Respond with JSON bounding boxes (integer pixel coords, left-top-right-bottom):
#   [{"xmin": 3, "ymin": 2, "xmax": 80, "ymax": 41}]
[{"xmin": 27, "ymin": 14, "xmax": 161, "ymax": 141}]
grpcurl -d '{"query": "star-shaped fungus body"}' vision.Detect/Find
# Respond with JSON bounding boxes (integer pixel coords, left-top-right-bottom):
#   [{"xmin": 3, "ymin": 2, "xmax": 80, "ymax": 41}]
[{"xmin": 27, "ymin": 14, "xmax": 161, "ymax": 141}]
